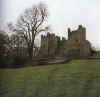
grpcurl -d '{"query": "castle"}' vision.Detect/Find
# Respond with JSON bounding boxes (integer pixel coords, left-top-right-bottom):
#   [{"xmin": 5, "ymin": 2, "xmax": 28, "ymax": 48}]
[{"xmin": 40, "ymin": 25, "xmax": 91, "ymax": 58}]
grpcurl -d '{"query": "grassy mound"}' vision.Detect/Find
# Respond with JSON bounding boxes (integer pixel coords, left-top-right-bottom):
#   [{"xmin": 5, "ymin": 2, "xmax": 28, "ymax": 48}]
[{"xmin": 0, "ymin": 60, "xmax": 100, "ymax": 97}]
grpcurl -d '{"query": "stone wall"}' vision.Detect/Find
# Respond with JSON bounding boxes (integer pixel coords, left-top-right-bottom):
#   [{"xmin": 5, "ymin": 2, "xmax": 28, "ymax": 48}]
[
  {"xmin": 40, "ymin": 25, "xmax": 91, "ymax": 58},
  {"xmin": 40, "ymin": 33, "xmax": 60, "ymax": 57}
]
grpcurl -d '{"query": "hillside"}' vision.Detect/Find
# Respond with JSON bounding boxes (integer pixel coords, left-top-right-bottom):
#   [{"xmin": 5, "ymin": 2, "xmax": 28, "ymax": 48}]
[{"xmin": 0, "ymin": 60, "xmax": 100, "ymax": 97}]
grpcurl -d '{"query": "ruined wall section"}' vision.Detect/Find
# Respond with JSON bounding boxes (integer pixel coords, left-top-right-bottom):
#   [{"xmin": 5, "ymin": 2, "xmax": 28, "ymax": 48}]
[
  {"xmin": 40, "ymin": 33, "xmax": 61, "ymax": 57},
  {"xmin": 56, "ymin": 37, "xmax": 68, "ymax": 57},
  {"xmin": 80, "ymin": 41, "xmax": 91, "ymax": 58},
  {"xmin": 40, "ymin": 35, "xmax": 49, "ymax": 57},
  {"xmin": 40, "ymin": 25, "xmax": 91, "ymax": 58},
  {"xmin": 47, "ymin": 33, "xmax": 58, "ymax": 57}
]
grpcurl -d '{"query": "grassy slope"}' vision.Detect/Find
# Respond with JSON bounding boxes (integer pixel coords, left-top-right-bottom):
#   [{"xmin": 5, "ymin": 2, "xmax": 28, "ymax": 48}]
[{"xmin": 0, "ymin": 60, "xmax": 100, "ymax": 97}]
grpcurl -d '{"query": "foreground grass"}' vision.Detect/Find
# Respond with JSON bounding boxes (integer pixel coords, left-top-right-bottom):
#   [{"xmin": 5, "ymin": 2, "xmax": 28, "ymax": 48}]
[{"xmin": 0, "ymin": 60, "xmax": 100, "ymax": 97}]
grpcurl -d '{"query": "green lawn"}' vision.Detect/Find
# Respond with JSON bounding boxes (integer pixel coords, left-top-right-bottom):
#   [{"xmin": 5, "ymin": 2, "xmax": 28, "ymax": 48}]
[{"xmin": 0, "ymin": 60, "xmax": 100, "ymax": 97}]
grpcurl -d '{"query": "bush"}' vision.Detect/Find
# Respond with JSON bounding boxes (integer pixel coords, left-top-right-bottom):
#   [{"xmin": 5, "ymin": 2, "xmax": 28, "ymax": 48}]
[{"xmin": 12, "ymin": 56, "xmax": 28, "ymax": 67}]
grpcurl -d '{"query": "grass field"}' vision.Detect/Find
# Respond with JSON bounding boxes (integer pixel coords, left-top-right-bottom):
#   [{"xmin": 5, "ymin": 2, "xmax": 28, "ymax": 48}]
[{"xmin": 0, "ymin": 59, "xmax": 100, "ymax": 97}]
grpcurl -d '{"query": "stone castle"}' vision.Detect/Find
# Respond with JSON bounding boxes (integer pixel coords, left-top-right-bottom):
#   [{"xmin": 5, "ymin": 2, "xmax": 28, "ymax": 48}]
[{"xmin": 40, "ymin": 25, "xmax": 91, "ymax": 58}]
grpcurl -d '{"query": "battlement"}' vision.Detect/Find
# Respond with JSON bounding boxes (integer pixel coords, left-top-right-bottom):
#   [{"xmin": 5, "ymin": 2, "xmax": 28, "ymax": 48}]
[
  {"xmin": 68, "ymin": 25, "xmax": 86, "ymax": 42},
  {"xmin": 40, "ymin": 32, "xmax": 68, "ymax": 57}
]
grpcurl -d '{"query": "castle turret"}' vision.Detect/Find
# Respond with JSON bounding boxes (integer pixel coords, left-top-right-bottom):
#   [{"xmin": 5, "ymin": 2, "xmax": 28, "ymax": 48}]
[
  {"xmin": 78, "ymin": 25, "xmax": 82, "ymax": 29},
  {"xmin": 78, "ymin": 25, "xmax": 86, "ymax": 41},
  {"xmin": 68, "ymin": 28, "xmax": 71, "ymax": 40}
]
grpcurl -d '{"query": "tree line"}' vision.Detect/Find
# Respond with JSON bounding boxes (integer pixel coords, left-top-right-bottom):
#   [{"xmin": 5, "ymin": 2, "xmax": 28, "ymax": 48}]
[{"xmin": 0, "ymin": 2, "xmax": 49, "ymax": 68}]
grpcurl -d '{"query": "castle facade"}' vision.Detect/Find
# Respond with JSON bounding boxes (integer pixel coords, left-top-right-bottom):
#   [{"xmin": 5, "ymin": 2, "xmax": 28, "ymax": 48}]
[{"xmin": 40, "ymin": 25, "xmax": 91, "ymax": 58}]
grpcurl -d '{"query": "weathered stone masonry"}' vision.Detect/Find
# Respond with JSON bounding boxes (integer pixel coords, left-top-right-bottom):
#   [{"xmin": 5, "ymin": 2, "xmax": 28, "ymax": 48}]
[{"xmin": 40, "ymin": 25, "xmax": 91, "ymax": 58}]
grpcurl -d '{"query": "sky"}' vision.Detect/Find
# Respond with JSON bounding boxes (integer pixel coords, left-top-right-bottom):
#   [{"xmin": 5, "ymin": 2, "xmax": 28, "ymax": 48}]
[{"xmin": 1, "ymin": 0, "xmax": 100, "ymax": 49}]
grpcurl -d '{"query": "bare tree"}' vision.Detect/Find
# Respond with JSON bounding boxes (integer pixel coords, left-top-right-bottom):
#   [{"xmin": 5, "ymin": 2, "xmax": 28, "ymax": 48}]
[{"xmin": 8, "ymin": 3, "xmax": 49, "ymax": 59}]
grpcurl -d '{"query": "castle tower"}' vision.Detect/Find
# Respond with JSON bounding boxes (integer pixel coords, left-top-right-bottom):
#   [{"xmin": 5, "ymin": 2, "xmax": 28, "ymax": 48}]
[
  {"xmin": 67, "ymin": 25, "xmax": 91, "ymax": 58},
  {"xmin": 68, "ymin": 28, "xmax": 71, "ymax": 40},
  {"xmin": 78, "ymin": 25, "xmax": 86, "ymax": 41}
]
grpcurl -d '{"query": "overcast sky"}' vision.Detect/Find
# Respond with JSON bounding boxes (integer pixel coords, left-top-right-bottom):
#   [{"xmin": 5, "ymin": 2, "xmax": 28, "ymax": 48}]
[{"xmin": 1, "ymin": 0, "xmax": 100, "ymax": 48}]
